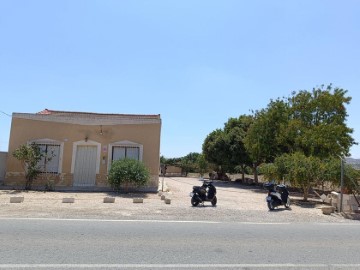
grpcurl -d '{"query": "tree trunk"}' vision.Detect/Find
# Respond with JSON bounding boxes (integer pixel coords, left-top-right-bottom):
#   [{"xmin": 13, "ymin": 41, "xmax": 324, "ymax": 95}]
[
  {"xmin": 252, "ymin": 164, "xmax": 258, "ymax": 183},
  {"xmin": 241, "ymin": 164, "xmax": 245, "ymax": 182},
  {"xmin": 302, "ymin": 185, "xmax": 309, "ymax": 201},
  {"xmin": 125, "ymin": 182, "xmax": 129, "ymax": 193},
  {"xmin": 25, "ymin": 178, "xmax": 32, "ymax": 190}
]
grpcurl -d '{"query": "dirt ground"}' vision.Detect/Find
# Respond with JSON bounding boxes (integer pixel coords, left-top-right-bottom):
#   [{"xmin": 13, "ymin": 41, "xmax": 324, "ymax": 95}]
[{"xmin": 0, "ymin": 177, "xmax": 357, "ymax": 223}]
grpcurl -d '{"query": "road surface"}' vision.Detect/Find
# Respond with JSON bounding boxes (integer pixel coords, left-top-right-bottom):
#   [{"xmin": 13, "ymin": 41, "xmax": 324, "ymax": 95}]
[{"xmin": 0, "ymin": 218, "xmax": 359, "ymax": 269}]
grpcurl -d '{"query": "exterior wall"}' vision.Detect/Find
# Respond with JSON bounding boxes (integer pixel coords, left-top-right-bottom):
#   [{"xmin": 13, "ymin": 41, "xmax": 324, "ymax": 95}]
[
  {"xmin": 5, "ymin": 116, "xmax": 161, "ymax": 190},
  {"xmin": 165, "ymin": 166, "xmax": 182, "ymax": 176},
  {"xmin": 0, "ymin": 152, "xmax": 7, "ymax": 181}
]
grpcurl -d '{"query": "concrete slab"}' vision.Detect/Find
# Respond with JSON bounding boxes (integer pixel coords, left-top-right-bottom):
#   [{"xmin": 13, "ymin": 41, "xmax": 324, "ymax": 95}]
[{"xmin": 10, "ymin": 197, "xmax": 24, "ymax": 203}]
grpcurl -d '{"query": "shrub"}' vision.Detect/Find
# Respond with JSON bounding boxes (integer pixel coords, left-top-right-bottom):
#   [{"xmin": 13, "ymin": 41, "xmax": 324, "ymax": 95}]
[
  {"xmin": 13, "ymin": 143, "xmax": 42, "ymax": 190},
  {"xmin": 108, "ymin": 159, "xmax": 150, "ymax": 192}
]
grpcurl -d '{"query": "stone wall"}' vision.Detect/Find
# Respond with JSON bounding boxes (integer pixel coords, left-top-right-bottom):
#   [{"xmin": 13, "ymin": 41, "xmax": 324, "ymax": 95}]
[{"xmin": 331, "ymin": 192, "xmax": 359, "ymax": 212}]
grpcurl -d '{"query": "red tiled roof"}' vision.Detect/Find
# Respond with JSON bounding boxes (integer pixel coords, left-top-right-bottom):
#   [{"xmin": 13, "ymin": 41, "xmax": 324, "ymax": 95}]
[{"xmin": 38, "ymin": 109, "xmax": 53, "ymax": 114}]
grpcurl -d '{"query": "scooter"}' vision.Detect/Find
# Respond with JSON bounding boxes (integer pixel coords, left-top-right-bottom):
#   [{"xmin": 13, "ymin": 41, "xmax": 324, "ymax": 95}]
[
  {"xmin": 190, "ymin": 180, "xmax": 217, "ymax": 206},
  {"xmin": 264, "ymin": 182, "xmax": 290, "ymax": 210}
]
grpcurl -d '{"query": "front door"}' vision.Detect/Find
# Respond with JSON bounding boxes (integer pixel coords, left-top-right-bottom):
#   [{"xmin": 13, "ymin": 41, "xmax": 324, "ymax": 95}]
[{"xmin": 73, "ymin": 145, "xmax": 97, "ymax": 186}]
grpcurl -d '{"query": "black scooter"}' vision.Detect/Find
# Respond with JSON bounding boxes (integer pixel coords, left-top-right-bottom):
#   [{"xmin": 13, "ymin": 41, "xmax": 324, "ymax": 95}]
[
  {"xmin": 264, "ymin": 182, "xmax": 290, "ymax": 210},
  {"xmin": 190, "ymin": 180, "xmax": 217, "ymax": 207}
]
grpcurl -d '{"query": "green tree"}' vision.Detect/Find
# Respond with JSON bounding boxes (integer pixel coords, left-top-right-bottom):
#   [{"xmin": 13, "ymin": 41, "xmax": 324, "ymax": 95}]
[
  {"xmin": 202, "ymin": 129, "xmax": 230, "ymax": 174},
  {"xmin": 285, "ymin": 85, "xmax": 356, "ymax": 157},
  {"xmin": 161, "ymin": 153, "xmax": 206, "ymax": 176},
  {"xmin": 163, "ymin": 157, "xmax": 182, "ymax": 166},
  {"xmin": 108, "ymin": 159, "xmax": 150, "ymax": 192},
  {"xmin": 259, "ymin": 163, "xmax": 278, "ymax": 182},
  {"xmin": 13, "ymin": 143, "xmax": 43, "ymax": 190},
  {"xmin": 244, "ymin": 99, "xmax": 290, "ymax": 182},
  {"xmin": 260, "ymin": 154, "xmax": 293, "ymax": 184},
  {"xmin": 224, "ymin": 115, "xmax": 253, "ymax": 181},
  {"xmin": 315, "ymin": 158, "xmax": 340, "ymax": 191},
  {"xmin": 246, "ymin": 85, "xmax": 356, "ymax": 185},
  {"xmin": 275, "ymin": 152, "xmax": 320, "ymax": 201},
  {"xmin": 343, "ymin": 163, "xmax": 360, "ymax": 194},
  {"xmin": 160, "ymin": 155, "xmax": 167, "ymax": 165},
  {"xmin": 196, "ymin": 154, "xmax": 209, "ymax": 177},
  {"xmin": 203, "ymin": 84, "xmax": 356, "ymax": 194},
  {"xmin": 262, "ymin": 153, "xmax": 322, "ymax": 201},
  {"xmin": 179, "ymin": 152, "xmax": 201, "ymax": 176},
  {"xmin": 202, "ymin": 115, "xmax": 253, "ymax": 180},
  {"xmin": 263, "ymin": 154, "xmax": 360, "ymax": 201}
]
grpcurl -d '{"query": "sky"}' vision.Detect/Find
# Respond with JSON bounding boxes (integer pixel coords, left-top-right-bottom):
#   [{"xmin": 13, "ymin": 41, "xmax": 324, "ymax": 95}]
[{"xmin": 0, "ymin": 0, "xmax": 360, "ymax": 158}]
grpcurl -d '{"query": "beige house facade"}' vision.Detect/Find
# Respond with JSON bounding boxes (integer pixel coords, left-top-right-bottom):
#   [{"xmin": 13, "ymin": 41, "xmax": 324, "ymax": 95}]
[{"xmin": 5, "ymin": 109, "xmax": 161, "ymax": 191}]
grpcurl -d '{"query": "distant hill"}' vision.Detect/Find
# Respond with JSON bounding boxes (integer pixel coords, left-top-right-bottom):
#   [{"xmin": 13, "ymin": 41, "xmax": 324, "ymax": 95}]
[{"xmin": 346, "ymin": 158, "xmax": 360, "ymax": 170}]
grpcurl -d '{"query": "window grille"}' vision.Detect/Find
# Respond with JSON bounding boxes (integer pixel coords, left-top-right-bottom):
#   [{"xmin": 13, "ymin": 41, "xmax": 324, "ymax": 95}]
[
  {"xmin": 112, "ymin": 146, "xmax": 140, "ymax": 161},
  {"xmin": 36, "ymin": 143, "xmax": 60, "ymax": 173}
]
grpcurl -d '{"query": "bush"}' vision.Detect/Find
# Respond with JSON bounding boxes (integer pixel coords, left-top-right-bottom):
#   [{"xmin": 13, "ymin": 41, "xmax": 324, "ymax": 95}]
[
  {"xmin": 13, "ymin": 143, "xmax": 42, "ymax": 190},
  {"xmin": 259, "ymin": 163, "xmax": 278, "ymax": 182},
  {"xmin": 108, "ymin": 159, "xmax": 150, "ymax": 192}
]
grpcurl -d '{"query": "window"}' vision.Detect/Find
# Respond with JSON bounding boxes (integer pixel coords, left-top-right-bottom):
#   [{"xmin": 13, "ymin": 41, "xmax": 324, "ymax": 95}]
[
  {"xmin": 108, "ymin": 141, "xmax": 143, "ymax": 170},
  {"xmin": 112, "ymin": 146, "xmax": 140, "ymax": 161},
  {"xmin": 36, "ymin": 143, "xmax": 61, "ymax": 173}
]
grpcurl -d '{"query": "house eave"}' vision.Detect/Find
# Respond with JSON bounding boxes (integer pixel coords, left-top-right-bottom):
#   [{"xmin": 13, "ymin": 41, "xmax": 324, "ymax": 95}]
[{"xmin": 12, "ymin": 113, "xmax": 161, "ymax": 125}]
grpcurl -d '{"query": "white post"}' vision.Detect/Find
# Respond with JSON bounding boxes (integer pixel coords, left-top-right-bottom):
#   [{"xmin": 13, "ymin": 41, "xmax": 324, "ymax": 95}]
[{"xmin": 162, "ymin": 175, "xmax": 164, "ymax": 192}]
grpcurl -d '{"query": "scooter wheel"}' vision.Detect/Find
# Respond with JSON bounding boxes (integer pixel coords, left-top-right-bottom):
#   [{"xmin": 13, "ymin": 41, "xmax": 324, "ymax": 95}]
[
  {"xmin": 267, "ymin": 201, "xmax": 275, "ymax": 211},
  {"xmin": 191, "ymin": 197, "xmax": 199, "ymax": 207},
  {"xmin": 211, "ymin": 196, "xmax": 217, "ymax": 206}
]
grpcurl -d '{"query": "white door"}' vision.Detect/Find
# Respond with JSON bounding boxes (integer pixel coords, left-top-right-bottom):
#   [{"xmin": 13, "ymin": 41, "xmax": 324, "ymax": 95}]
[{"xmin": 73, "ymin": 145, "xmax": 97, "ymax": 186}]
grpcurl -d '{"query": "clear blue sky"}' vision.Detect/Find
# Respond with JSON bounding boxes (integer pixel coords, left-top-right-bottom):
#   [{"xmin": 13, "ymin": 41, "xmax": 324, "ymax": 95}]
[{"xmin": 1, "ymin": 0, "xmax": 360, "ymax": 158}]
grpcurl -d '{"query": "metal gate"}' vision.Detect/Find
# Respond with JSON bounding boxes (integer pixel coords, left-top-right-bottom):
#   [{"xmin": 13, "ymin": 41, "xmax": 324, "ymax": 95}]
[{"xmin": 73, "ymin": 145, "xmax": 97, "ymax": 186}]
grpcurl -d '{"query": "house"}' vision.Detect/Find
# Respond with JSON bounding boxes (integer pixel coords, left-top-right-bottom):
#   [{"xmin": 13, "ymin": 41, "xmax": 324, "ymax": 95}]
[
  {"xmin": 5, "ymin": 109, "xmax": 161, "ymax": 191},
  {"xmin": 0, "ymin": 152, "xmax": 7, "ymax": 182}
]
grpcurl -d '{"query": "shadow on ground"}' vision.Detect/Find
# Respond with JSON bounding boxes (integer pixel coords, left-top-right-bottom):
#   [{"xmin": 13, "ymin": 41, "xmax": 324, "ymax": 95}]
[{"xmin": 182, "ymin": 177, "xmax": 325, "ymax": 209}]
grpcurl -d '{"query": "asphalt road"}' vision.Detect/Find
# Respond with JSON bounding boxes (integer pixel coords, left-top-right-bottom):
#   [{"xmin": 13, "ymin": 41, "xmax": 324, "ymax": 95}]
[{"xmin": 0, "ymin": 218, "xmax": 359, "ymax": 269}]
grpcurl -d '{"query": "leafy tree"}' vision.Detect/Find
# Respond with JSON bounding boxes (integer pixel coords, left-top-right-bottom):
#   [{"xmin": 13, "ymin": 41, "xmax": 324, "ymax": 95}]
[
  {"xmin": 202, "ymin": 115, "xmax": 253, "ymax": 180},
  {"xmin": 223, "ymin": 115, "xmax": 253, "ymax": 181},
  {"xmin": 260, "ymin": 154, "xmax": 293, "ymax": 184},
  {"xmin": 161, "ymin": 153, "xmax": 207, "ymax": 176},
  {"xmin": 274, "ymin": 152, "xmax": 320, "ymax": 201},
  {"xmin": 203, "ymin": 84, "xmax": 356, "ymax": 197},
  {"xmin": 343, "ymin": 164, "xmax": 360, "ymax": 194},
  {"xmin": 202, "ymin": 129, "xmax": 230, "ymax": 174},
  {"xmin": 179, "ymin": 158, "xmax": 192, "ymax": 176},
  {"xmin": 196, "ymin": 154, "xmax": 209, "ymax": 177},
  {"xmin": 13, "ymin": 143, "xmax": 42, "ymax": 190},
  {"xmin": 259, "ymin": 163, "xmax": 278, "ymax": 182},
  {"xmin": 262, "ymin": 154, "xmax": 360, "ymax": 201},
  {"xmin": 108, "ymin": 159, "xmax": 150, "ymax": 192},
  {"xmin": 244, "ymin": 99, "xmax": 289, "ymax": 182},
  {"xmin": 278, "ymin": 154, "xmax": 342, "ymax": 200},
  {"xmin": 285, "ymin": 85, "xmax": 356, "ymax": 157},
  {"xmin": 262, "ymin": 153, "xmax": 320, "ymax": 201},
  {"xmin": 182, "ymin": 152, "xmax": 201, "ymax": 165},
  {"xmin": 322, "ymin": 158, "xmax": 360, "ymax": 194},
  {"xmin": 246, "ymin": 85, "xmax": 356, "ymax": 185},
  {"xmin": 160, "ymin": 155, "xmax": 167, "ymax": 165},
  {"xmin": 163, "ymin": 157, "xmax": 182, "ymax": 166},
  {"xmin": 179, "ymin": 152, "xmax": 201, "ymax": 176},
  {"xmin": 315, "ymin": 158, "xmax": 340, "ymax": 191}
]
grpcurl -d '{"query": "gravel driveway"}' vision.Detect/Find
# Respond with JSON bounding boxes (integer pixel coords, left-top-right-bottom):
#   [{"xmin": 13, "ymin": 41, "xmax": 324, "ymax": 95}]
[{"xmin": 0, "ymin": 177, "xmax": 356, "ymax": 223}]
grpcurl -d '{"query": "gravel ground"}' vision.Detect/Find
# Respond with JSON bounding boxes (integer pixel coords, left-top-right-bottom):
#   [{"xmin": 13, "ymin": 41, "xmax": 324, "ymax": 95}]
[{"xmin": 0, "ymin": 177, "xmax": 357, "ymax": 223}]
